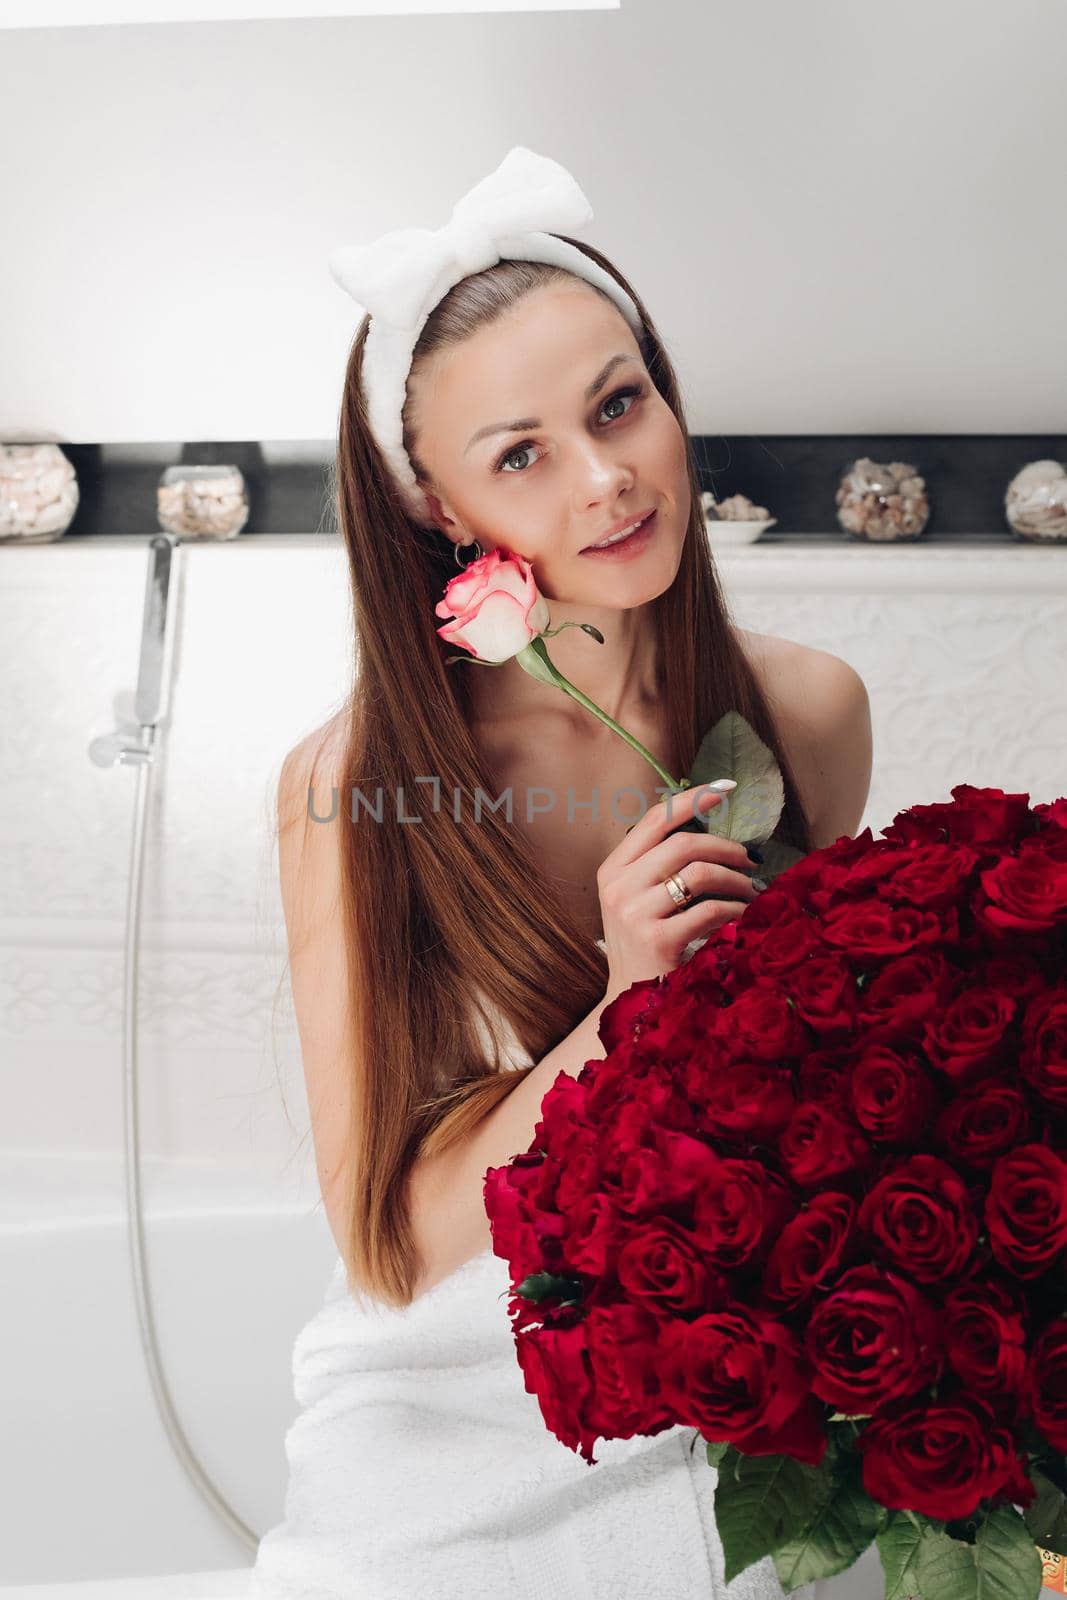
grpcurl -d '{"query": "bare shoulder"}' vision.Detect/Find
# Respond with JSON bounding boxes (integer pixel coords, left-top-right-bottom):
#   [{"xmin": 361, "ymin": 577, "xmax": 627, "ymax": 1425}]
[
  {"xmin": 737, "ymin": 628, "xmax": 864, "ymax": 709},
  {"xmin": 278, "ymin": 710, "xmax": 349, "ymax": 830},
  {"xmin": 275, "ymin": 709, "xmax": 358, "ymax": 1255},
  {"xmin": 736, "ymin": 629, "xmax": 872, "ymax": 846}
]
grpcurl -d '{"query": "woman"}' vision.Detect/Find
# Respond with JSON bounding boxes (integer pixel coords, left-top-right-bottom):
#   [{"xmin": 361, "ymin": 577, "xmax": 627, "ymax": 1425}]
[{"xmin": 251, "ymin": 147, "xmax": 872, "ymax": 1600}]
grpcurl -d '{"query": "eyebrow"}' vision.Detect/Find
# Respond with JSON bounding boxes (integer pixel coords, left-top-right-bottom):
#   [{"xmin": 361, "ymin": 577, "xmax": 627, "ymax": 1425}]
[{"xmin": 463, "ymin": 353, "xmax": 639, "ymax": 456}]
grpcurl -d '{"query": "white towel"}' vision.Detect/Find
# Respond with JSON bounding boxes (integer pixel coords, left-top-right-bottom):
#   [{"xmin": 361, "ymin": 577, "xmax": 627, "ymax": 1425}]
[
  {"xmin": 249, "ymin": 1237, "xmax": 818, "ymax": 1600},
  {"xmin": 250, "ymin": 983, "xmax": 824, "ymax": 1600}
]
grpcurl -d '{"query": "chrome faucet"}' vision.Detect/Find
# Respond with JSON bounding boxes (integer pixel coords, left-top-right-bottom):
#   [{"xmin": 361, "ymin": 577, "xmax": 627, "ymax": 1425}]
[{"xmin": 89, "ymin": 533, "xmax": 181, "ymax": 768}]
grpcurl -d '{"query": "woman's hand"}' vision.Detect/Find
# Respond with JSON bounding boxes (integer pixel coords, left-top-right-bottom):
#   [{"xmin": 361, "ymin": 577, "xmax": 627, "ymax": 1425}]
[{"xmin": 597, "ymin": 782, "xmax": 757, "ymax": 1004}]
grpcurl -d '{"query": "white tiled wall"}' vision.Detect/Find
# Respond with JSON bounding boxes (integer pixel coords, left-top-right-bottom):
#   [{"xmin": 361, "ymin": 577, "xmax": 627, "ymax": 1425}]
[{"xmin": 3, "ymin": 533, "xmax": 1065, "ymax": 1182}]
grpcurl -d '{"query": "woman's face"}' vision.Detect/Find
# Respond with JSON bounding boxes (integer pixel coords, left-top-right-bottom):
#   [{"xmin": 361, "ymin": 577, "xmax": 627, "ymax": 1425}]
[{"xmin": 409, "ymin": 281, "xmax": 691, "ymax": 604}]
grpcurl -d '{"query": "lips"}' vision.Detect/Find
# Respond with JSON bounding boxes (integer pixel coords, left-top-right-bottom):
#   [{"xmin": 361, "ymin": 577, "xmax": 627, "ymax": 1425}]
[
  {"xmin": 579, "ymin": 509, "xmax": 659, "ymax": 560},
  {"xmin": 582, "ymin": 508, "xmax": 655, "ymax": 552}
]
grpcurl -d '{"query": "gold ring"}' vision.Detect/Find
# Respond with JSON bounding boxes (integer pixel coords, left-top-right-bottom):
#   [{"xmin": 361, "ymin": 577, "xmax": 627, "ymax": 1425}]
[{"xmin": 663, "ymin": 872, "xmax": 693, "ymax": 909}]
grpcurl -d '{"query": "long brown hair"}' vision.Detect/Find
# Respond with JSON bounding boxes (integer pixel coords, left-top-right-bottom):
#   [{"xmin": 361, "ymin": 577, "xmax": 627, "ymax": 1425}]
[{"xmin": 302, "ymin": 241, "xmax": 813, "ymax": 1307}]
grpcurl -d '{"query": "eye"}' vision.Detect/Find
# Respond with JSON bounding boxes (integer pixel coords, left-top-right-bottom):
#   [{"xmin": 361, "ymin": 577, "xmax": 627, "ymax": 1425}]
[{"xmin": 492, "ymin": 384, "xmax": 645, "ymax": 475}]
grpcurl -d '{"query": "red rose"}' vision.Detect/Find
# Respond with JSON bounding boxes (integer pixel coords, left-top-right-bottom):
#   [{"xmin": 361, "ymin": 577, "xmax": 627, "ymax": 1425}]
[
  {"xmin": 849, "ymin": 1044, "xmax": 942, "ymax": 1144},
  {"xmin": 934, "ymin": 1078, "xmax": 1033, "ymax": 1172},
  {"xmin": 881, "ymin": 784, "xmax": 1033, "ymax": 852},
  {"xmin": 806, "ymin": 1264, "xmax": 942, "ymax": 1410},
  {"xmin": 796, "ymin": 1049, "xmax": 855, "ymax": 1111},
  {"xmin": 597, "ymin": 979, "xmax": 666, "ymax": 1053},
  {"xmin": 762, "ymin": 1192, "xmax": 858, "ymax": 1311},
  {"xmin": 856, "ymin": 950, "xmax": 955, "ymax": 1039},
  {"xmin": 554, "ymin": 1141, "xmax": 600, "ymax": 1216},
  {"xmin": 785, "ymin": 954, "xmax": 859, "ymax": 1035},
  {"xmin": 660, "ymin": 1306, "xmax": 826, "ymax": 1465},
  {"xmin": 711, "ymin": 979, "xmax": 809, "ymax": 1062},
  {"xmin": 972, "ymin": 953, "xmax": 1051, "ymax": 1004},
  {"xmin": 616, "ymin": 1218, "xmax": 729, "ymax": 1316},
  {"xmin": 857, "ymin": 1154, "xmax": 980, "ymax": 1282},
  {"xmin": 612, "ymin": 1127, "xmax": 720, "ymax": 1219},
  {"xmin": 821, "ymin": 899, "xmax": 949, "ymax": 960},
  {"xmin": 685, "ymin": 1058, "xmax": 795, "ymax": 1142},
  {"xmin": 922, "ymin": 986, "xmax": 1018, "ymax": 1086},
  {"xmin": 979, "ymin": 846, "xmax": 1067, "ymax": 934},
  {"xmin": 604, "ymin": 1073, "xmax": 691, "ymax": 1170},
  {"xmin": 582, "ymin": 1301, "xmax": 676, "ymax": 1449},
  {"xmin": 565, "ymin": 1193, "xmax": 616, "ymax": 1277},
  {"xmin": 515, "ymin": 1319, "xmax": 599, "ymax": 1460},
  {"xmin": 780, "ymin": 1100, "xmax": 871, "ymax": 1188},
  {"xmin": 741, "ymin": 903, "xmax": 824, "ymax": 976},
  {"xmin": 485, "ymin": 1155, "xmax": 559, "ymax": 1284},
  {"xmin": 856, "ymin": 1393, "xmax": 1036, "ymax": 1522},
  {"xmin": 1028, "ymin": 1317, "xmax": 1067, "ymax": 1451},
  {"xmin": 770, "ymin": 827, "xmax": 877, "ymax": 915},
  {"xmin": 943, "ymin": 1278, "xmax": 1028, "ymax": 1398},
  {"xmin": 985, "ymin": 1144, "xmax": 1067, "ymax": 1279},
  {"xmin": 1020, "ymin": 989, "xmax": 1067, "ymax": 1110},
  {"xmin": 878, "ymin": 843, "xmax": 978, "ymax": 908},
  {"xmin": 690, "ymin": 1160, "xmax": 796, "ymax": 1270},
  {"xmin": 1033, "ymin": 798, "xmax": 1067, "ymax": 833}
]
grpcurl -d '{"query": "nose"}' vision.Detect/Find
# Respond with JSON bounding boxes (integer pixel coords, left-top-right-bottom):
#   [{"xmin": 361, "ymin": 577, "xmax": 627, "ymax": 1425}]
[{"xmin": 572, "ymin": 437, "xmax": 635, "ymax": 506}]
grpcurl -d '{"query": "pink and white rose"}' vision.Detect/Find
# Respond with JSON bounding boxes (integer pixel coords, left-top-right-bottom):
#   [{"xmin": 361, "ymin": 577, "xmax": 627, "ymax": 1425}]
[{"xmin": 435, "ymin": 547, "xmax": 551, "ymax": 663}]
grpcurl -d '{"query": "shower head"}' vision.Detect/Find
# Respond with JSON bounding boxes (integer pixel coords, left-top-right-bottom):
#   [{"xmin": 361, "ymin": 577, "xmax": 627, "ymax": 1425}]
[
  {"xmin": 87, "ymin": 533, "xmax": 182, "ymax": 770},
  {"xmin": 135, "ymin": 533, "xmax": 180, "ymax": 728}
]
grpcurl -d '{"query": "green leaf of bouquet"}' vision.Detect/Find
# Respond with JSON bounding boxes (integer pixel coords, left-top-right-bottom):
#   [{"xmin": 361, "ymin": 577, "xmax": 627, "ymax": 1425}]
[
  {"xmin": 1024, "ymin": 1465, "xmax": 1067, "ymax": 1557},
  {"xmin": 772, "ymin": 1473, "xmax": 889, "ymax": 1591},
  {"xmin": 705, "ymin": 1439, "xmax": 733, "ymax": 1469},
  {"xmin": 515, "ymin": 1270, "xmax": 585, "ymax": 1305},
  {"xmin": 916, "ymin": 1504, "xmax": 1044, "ymax": 1600},
  {"xmin": 876, "ymin": 1509, "xmax": 934, "ymax": 1600},
  {"xmin": 687, "ymin": 712, "xmax": 785, "ymax": 844},
  {"xmin": 714, "ymin": 1450, "xmax": 835, "ymax": 1584},
  {"xmin": 755, "ymin": 834, "xmax": 809, "ymax": 882}
]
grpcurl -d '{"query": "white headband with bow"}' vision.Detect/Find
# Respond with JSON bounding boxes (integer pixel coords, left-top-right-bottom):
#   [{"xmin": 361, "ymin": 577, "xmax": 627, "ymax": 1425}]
[{"xmin": 328, "ymin": 145, "xmax": 644, "ymax": 528}]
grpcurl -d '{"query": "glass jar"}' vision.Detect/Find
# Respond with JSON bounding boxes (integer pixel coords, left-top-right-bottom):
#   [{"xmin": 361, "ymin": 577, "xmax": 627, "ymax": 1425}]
[
  {"xmin": 156, "ymin": 463, "xmax": 249, "ymax": 540},
  {"xmin": 1004, "ymin": 459, "xmax": 1067, "ymax": 542},
  {"xmin": 0, "ymin": 442, "xmax": 79, "ymax": 543},
  {"xmin": 835, "ymin": 457, "xmax": 930, "ymax": 542}
]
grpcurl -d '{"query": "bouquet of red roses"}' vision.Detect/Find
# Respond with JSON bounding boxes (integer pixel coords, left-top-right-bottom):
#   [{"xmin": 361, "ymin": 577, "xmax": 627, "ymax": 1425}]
[{"xmin": 484, "ymin": 783, "xmax": 1067, "ymax": 1600}]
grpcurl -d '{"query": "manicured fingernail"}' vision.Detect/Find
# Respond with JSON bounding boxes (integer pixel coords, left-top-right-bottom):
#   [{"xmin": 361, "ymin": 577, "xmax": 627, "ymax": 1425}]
[
  {"xmin": 745, "ymin": 844, "xmax": 764, "ymax": 863},
  {"xmin": 751, "ymin": 876, "xmax": 768, "ymax": 893},
  {"xmin": 708, "ymin": 778, "xmax": 737, "ymax": 792}
]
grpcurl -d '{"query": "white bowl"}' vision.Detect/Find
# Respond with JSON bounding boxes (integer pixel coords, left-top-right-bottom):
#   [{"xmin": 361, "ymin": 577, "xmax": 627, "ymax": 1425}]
[{"xmin": 704, "ymin": 517, "xmax": 776, "ymax": 545}]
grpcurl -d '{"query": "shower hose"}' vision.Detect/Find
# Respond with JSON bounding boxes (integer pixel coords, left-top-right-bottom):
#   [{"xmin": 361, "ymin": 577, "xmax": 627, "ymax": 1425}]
[{"xmin": 118, "ymin": 713, "xmax": 262, "ymax": 1555}]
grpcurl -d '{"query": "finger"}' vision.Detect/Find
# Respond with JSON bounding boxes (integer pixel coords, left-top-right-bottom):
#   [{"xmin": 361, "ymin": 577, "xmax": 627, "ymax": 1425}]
[
  {"xmin": 656, "ymin": 824, "xmax": 755, "ymax": 882},
  {"xmin": 614, "ymin": 782, "xmax": 733, "ymax": 871},
  {"xmin": 638, "ymin": 861, "xmax": 757, "ymax": 922},
  {"xmin": 628, "ymin": 820, "xmax": 755, "ymax": 894},
  {"xmin": 659, "ymin": 896, "xmax": 751, "ymax": 945}
]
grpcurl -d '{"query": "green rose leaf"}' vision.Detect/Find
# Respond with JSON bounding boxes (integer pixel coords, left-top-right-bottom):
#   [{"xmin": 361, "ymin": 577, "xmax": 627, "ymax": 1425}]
[
  {"xmin": 1024, "ymin": 1465, "xmax": 1067, "ymax": 1558},
  {"xmin": 514, "ymin": 1270, "xmax": 584, "ymax": 1306},
  {"xmin": 688, "ymin": 711, "xmax": 784, "ymax": 844},
  {"xmin": 772, "ymin": 1471, "xmax": 889, "ymax": 1591},
  {"xmin": 713, "ymin": 1448, "xmax": 835, "ymax": 1584},
  {"xmin": 915, "ymin": 1504, "xmax": 1045, "ymax": 1600},
  {"xmin": 681, "ymin": 712, "xmax": 808, "ymax": 883},
  {"xmin": 876, "ymin": 1509, "xmax": 934, "ymax": 1600}
]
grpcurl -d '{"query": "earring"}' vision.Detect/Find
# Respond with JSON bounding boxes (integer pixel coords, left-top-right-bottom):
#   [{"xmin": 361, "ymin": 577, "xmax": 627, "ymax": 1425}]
[{"xmin": 454, "ymin": 539, "xmax": 483, "ymax": 568}]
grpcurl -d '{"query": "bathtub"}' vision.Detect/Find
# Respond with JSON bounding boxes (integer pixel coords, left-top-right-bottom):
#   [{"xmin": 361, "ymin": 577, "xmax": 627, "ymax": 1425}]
[{"xmin": 2, "ymin": 1151, "xmax": 339, "ymax": 1595}]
